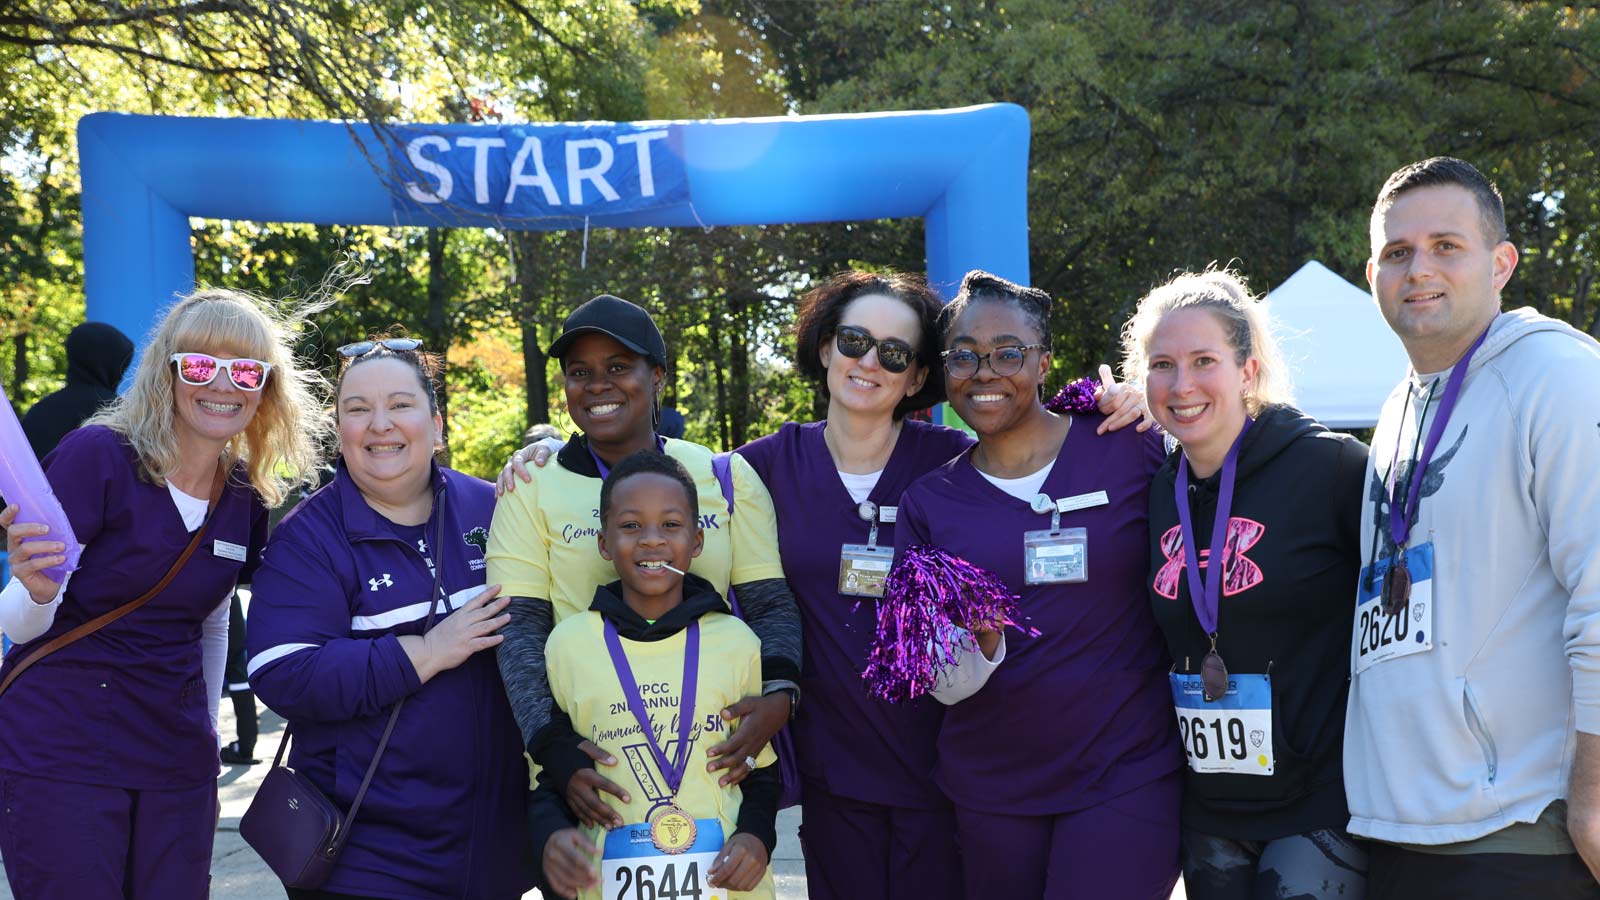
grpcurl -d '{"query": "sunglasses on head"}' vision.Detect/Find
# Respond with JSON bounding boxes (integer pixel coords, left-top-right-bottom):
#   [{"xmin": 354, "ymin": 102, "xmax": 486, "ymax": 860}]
[
  {"xmin": 169, "ymin": 353, "xmax": 272, "ymax": 392},
  {"xmin": 337, "ymin": 338, "xmax": 424, "ymax": 358},
  {"xmin": 833, "ymin": 325, "xmax": 915, "ymax": 374}
]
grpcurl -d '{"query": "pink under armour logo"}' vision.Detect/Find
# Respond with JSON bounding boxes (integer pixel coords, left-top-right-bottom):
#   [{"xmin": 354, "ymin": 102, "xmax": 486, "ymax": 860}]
[{"xmin": 1153, "ymin": 517, "xmax": 1266, "ymax": 600}]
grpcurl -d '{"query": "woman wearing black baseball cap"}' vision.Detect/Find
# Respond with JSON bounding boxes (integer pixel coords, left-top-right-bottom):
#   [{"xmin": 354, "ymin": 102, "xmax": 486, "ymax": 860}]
[{"xmin": 487, "ymin": 294, "xmax": 801, "ymax": 897}]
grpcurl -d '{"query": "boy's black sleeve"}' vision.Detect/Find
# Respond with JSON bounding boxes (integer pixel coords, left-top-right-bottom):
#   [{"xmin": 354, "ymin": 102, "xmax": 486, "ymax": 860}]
[
  {"xmin": 530, "ymin": 705, "xmax": 592, "ymax": 800},
  {"xmin": 732, "ymin": 764, "xmax": 781, "ymax": 856},
  {"xmin": 527, "ymin": 785, "xmax": 579, "ymax": 895}
]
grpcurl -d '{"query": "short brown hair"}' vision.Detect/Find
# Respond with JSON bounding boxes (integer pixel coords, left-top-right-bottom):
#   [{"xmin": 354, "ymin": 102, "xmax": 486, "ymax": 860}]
[
  {"xmin": 793, "ymin": 270, "xmax": 945, "ymax": 418},
  {"xmin": 1373, "ymin": 156, "xmax": 1508, "ymax": 246}
]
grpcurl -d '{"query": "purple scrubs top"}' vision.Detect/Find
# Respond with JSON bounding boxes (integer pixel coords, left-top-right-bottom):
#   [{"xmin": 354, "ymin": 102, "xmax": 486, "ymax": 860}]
[
  {"xmin": 737, "ymin": 419, "xmax": 973, "ymax": 809},
  {"xmin": 896, "ymin": 414, "xmax": 1181, "ymax": 816},
  {"xmin": 0, "ymin": 425, "xmax": 268, "ymax": 790}
]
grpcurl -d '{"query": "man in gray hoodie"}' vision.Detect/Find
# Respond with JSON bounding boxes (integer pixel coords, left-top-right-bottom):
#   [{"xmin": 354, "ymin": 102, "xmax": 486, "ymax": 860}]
[{"xmin": 1348, "ymin": 157, "xmax": 1600, "ymax": 898}]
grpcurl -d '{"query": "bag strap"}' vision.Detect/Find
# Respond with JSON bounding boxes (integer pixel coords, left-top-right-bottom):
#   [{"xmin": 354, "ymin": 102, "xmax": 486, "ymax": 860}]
[
  {"xmin": 710, "ymin": 453, "xmax": 744, "ymax": 618},
  {"xmin": 0, "ymin": 462, "xmax": 228, "ymax": 700},
  {"xmin": 319, "ymin": 498, "xmax": 449, "ymax": 859}
]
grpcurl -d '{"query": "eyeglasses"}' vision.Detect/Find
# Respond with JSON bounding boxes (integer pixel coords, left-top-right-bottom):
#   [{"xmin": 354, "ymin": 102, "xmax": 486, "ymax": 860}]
[
  {"xmin": 337, "ymin": 338, "xmax": 424, "ymax": 357},
  {"xmin": 941, "ymin": 345, "xmax": 1047, "ymax": 379},
  {"xmin": 833, "ymin": 325, "xmax": 915, "ymax": 374},
  {"xmin": 169, "ymin": 353, "xmax": 273, "ymax": 392}
]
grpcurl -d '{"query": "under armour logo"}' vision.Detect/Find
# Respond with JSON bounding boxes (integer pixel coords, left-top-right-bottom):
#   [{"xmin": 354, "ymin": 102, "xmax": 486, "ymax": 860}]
[
  {"xmin": 1153, "ymin": 518, "xmax": 1266, "ymax": 600},
  {"xmin": 368, "ymin": 574, "xmax": 393, "ymax": 591}
]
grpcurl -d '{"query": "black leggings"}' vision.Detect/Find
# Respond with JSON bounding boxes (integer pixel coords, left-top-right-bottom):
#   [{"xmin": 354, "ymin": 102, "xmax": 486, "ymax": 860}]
[{"xmin": 1182, "ymin": 827, "xmax": 1368, "ymax": 900}]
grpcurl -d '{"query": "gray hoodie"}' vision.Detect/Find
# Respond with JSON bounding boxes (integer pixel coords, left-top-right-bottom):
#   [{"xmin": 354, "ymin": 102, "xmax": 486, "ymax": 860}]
[{"xmin": 1344, "ymin": 307, "xmax": 1600, "ymax": 845}]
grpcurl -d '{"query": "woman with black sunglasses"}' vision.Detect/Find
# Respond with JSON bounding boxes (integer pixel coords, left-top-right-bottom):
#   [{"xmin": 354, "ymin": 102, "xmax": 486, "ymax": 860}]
[
  {"xmin": 0, "ymin": 288, "xmax": 327, "ymax": 900},
  {"xmin": 893, "ymin": 270, "xmax": 1180, "ymax": 900}
]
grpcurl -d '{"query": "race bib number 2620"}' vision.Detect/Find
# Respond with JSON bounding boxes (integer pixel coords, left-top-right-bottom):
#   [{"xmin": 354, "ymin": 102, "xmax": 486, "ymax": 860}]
[{"xmin": 1354, "ymin": 542, "xmax": 1434, "ymax": 674}]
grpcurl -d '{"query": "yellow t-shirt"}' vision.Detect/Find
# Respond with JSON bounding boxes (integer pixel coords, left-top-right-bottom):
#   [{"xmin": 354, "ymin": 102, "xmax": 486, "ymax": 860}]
[
  {"xmin": 486, "ymin": 438, "xmax": 786, "ymax": 622},
  {"xmin": 547, "ymin": 610, "xmax": 778, "ymax": 900}
]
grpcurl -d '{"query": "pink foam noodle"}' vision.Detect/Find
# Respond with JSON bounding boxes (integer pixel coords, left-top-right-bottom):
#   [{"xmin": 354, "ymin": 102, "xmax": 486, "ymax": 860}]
[
  {"xmin": 0, "ymin": 381, "xmax": 81, "ymax": 582},
  {"xmin": 861, "ymin": 544, "xmax": 1037, "ymax": 703}
]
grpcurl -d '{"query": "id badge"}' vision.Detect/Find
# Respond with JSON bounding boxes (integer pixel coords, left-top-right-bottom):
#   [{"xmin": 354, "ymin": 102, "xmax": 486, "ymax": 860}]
[
  {"xmin": 601, "ymin": 817, "xmax": 726, "ymax": 900},
  {"xmin": 839, "ymin": 543, "xmax": 893, "ymax": 598},
  {"xmin": 1023, "ymin": 527, "xmax": 1087, "ymax": 585},
  {"xmin": 1170, "ymin": 672, "xmax": 1275, "ymax": 776},
  {"xmin": 1354, "ymin": 541, "xmax": 1434, "ymax": 674}
]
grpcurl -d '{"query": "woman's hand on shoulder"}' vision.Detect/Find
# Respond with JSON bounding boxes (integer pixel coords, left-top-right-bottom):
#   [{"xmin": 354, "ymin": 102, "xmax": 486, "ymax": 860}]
[
  {"xmin": 495, "ymin": 438, "xmax": 564, "ymax": 497},
  {"xmin": 708, "ymin": 832, "xmax": 768, "ymax": 891},
  {"xmin": 1, "ymin": 505, "xmax": 65, "ymax": 605},
  {"xmin": 1094, "ymin": 364, "xmax": 1156, "ymax": 435},
  {"xmin": 565, "ymin": 740, "xmax": 630, "ymax": 830},
  {"xmin": 542, "ymin": 826, "xmax": 601, "ymax": 899}
]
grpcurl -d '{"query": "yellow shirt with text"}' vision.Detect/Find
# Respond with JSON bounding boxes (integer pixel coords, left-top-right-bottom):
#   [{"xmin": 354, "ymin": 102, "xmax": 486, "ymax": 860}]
[{"xmin": 547, "ymin": 610, "xmax": 777, "ymax": 900}]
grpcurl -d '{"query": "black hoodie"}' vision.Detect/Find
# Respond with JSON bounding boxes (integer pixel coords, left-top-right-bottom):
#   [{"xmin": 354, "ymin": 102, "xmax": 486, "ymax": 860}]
[
  {"xmin": 21, "ymin": 322, "xmax": 135, "ymax": 460},
  {"xmin": 535, "ymin": 573, "xmax": 782, "ymax": 855},
  {"xmin": 1147, "ymin": 404, "xmax": 1369, "ymax": 840}
]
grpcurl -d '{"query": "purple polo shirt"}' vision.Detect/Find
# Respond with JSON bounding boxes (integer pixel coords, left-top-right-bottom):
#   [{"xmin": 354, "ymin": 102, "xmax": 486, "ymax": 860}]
[
  {"xmin": 247, "ymin": 463, "xmax": 533, "ymax": 900},
  {"xmin": 897, "ymin": 414, "xmax": 1181, "ymax": 816},
  {"xmin": 737, "ymin": 419, "xmax": 973, "ymax": 809},
  {"xmin": 0, "ymin": 425, "xmax": 268, "ymax": 790}
]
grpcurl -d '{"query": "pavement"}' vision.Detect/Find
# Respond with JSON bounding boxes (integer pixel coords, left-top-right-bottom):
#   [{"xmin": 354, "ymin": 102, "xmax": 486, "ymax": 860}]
[{"xmin": 0, "ymin": 694, "xmax": 1185, "ymax": 899}]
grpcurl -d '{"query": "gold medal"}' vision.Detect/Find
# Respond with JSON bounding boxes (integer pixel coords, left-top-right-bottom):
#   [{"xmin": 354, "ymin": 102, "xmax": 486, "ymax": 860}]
[{"xmin": 648, "ymin": 804, "xmax": 697, "ymax": 855}]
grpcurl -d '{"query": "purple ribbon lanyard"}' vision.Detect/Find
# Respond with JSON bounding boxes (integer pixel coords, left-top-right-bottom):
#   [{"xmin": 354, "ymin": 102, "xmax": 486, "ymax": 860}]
[
  {"xmin": 603, "ymin": 620, "xmax": 700, "ymax": 796},
  {"xmin": 1387, "ymin": 323, "xmax": 1492, "ymax": 552},
  {"xmin": 1174, "ymin": 418, "xmax": 1252, "ymax": 637}
]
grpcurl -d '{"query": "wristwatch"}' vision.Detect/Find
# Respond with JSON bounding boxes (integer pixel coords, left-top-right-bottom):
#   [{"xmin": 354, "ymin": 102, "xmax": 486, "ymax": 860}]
[{"xmin": 762, "ymin": 679, "xmax": 801, "ymax": 719}]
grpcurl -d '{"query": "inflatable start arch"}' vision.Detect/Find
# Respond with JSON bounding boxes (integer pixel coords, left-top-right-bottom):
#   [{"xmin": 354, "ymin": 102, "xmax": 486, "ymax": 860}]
[{"xmin": 77, "ymin": 104, "xmax": 1030, "ymax": 360}]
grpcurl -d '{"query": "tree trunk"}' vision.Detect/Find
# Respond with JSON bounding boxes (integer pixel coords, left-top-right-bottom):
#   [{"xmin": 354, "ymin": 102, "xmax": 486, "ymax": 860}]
[
  {"xmin": 516, "ymin": 232, "xmax": 550, "ymax": 431},
  {"xmin": 727, "ymin": 289, "xmax": 756, "ymax": 449},
  {"xmin": 426, "ymin": 228, "xmax": 451, "ymax": 448},
  {"xmin": 11, "ymin": 330, "xmax": 27, "ymax": 406}
]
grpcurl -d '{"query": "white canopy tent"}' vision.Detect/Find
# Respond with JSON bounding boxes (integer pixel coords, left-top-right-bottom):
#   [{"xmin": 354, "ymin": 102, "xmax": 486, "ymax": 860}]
[{"xmin": 1262, "ymin": 261, "xmax": 1412, "ymax": 429}]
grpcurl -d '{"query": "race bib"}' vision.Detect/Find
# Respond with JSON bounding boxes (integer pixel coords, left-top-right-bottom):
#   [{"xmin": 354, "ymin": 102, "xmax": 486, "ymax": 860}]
[
  {"xmin": 1354, "ymin": 542, "xmax": 1434, "ymax": 674},
  {"xmin": 1170, "ymin": 672, "xmax": 1275, "ymax": 776},
  {"xmin": 601, "ymin": 816, "xmax": 726, "ymax": 900},
  {"xmin": 1022, "ymin": 527, "xmax": 1087, "ymax": 585}
]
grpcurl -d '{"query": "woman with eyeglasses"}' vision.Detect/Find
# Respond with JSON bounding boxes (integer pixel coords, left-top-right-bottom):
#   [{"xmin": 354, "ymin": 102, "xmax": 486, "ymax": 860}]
[
  {"xmin": 0, "ymin": 289, "xmax": 326, "ymax": 900},
  {"xmin": 893, "ymin": 270, "xmax": 1181, "ymax": 900},
  {"xmin": 245, "ymin": 335, "xmax": 535, "ymax": 900},
  {"xmin": 1125, "ymin": 271, "xmax": 1368, "ymax": 900},
  {"xmin": 489, "ymin": 294, "xmax": 800, "ymax": 898}
]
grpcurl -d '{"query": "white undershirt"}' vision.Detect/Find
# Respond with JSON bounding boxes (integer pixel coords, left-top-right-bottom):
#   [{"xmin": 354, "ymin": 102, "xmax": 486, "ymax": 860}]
[
  {"xmin": 977, "ymin": 458, "xmax": 1057, "ymax": 502},
  {"xmin": 837, "ymin": 468, "xmax": 884, "ymax": 505},
  {"xmin": 0, "ymin": 481, "xmax": 232, "ymax": 739}
]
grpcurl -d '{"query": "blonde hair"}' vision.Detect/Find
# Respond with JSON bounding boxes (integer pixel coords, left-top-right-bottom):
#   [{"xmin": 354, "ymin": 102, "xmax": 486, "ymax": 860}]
[
  {"xmin": 1119, "ymin": 267, "xmax": 1293, "ymax": 416},
  {"xmin": 87, "ymin": 288, "xmax": 333, "ymax": 507}
]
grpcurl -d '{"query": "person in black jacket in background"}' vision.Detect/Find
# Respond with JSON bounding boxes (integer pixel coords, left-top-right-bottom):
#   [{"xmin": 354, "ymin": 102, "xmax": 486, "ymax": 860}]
[
  {"xmin": 21, "ymin": 322, "xmax": 134, "ymax": 460},
  {"xmin": 1123, "ymin": 269, "xmax": 1371, "ymax": 900}
]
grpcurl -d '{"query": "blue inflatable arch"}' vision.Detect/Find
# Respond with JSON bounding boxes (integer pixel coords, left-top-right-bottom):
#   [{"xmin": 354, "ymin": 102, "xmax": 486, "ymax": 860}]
[{"xmin": 77, "ymin": 104, "xmax": 1030, "ymax": 361}]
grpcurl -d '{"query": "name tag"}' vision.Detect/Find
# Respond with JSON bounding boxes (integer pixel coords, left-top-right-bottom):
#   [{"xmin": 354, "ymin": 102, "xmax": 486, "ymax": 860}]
[
  {"xmin": 1354, "ymin": 542, "xmax": 1434, "ymax": 674},
  {"xmin": 602, "ymin": 817, "xmax": 725, "ymax": 900},
  {"xmin": 839, "ymin": 544, "xmax": 893, "ymax": 598},
  {"xmin": 1170, "ymin": 672, "xmax": 1274, "ymax": 776},
  {"xmin": 1055, "ymin": 491, "xmax": 1109, "ymax": 514},
  {"xmin": 877, "ymin": 505, "xmax": 897, "ymax": 524},
  {"xmin": 213, "ymin": 540, "xmax": 248, "ymax": 562},
  {"xmin": 1023, "ymin": 527, "xmax": 1087, "ymax": 584}
]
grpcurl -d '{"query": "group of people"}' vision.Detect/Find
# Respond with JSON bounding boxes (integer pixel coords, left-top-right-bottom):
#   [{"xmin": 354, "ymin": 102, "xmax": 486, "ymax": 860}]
[{"xmin": 0, "ymin": 154, "xmax": 1594, "ymax": 900}]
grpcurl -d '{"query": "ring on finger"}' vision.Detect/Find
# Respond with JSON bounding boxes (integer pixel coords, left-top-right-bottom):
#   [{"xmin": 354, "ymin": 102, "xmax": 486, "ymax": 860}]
[{"xmin": 743, "ymin": 754, "xmax": 758, "ymax": 770}]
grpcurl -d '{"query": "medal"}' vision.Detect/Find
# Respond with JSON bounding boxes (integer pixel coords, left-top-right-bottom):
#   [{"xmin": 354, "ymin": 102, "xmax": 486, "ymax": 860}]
[
  {"xmin": 648, "ymin": 804, "xmax": 698, "ymax": 855},
  {"xmin": 1382, "ymin": 556, "xmax": 1411, "ymax": 616},
  {"xmin": 1174, "ymin": 419, "xmax": 1252, "ymax": 704},
  {"xmin": 603, "ymin": 621, "xmax": 700, "ymax": 811}
]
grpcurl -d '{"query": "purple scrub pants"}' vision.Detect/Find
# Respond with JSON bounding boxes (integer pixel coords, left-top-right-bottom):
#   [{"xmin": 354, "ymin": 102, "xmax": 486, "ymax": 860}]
[
  {"xmin": 953, "ymin": 770, "xmax": 1181, "ymax": 900},
  {"xmin": 0, "ymin": 769, "xmax": 216, "ymax": 900},
  {"xmin": 798, "ymin": 778, "xmax": 963, "ymax": 900}
]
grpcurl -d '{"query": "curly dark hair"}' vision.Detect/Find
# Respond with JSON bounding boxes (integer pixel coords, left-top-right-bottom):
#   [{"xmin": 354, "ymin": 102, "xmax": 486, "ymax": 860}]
[
  {"xmin": 935, "ymin": 270, "xmax": 1053, "ymax": 349},
  {"xmin": 793, "ymin": 270, "xmax": 946, "ymax": 418},
  {"xmin": 599, "ymin": 450, "xmax": 700, "ymax": 526}
]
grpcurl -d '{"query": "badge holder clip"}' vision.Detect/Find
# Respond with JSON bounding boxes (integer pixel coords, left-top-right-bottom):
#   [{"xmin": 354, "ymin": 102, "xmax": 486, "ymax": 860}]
[{"xmin": 840, "ymin": 500, "xmax": 894, "ymax": 598}]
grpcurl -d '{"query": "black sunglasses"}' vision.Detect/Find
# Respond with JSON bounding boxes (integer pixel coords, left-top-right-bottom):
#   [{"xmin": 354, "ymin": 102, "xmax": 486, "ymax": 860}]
[
  {"xmin": 338, "ymin": 338, "xmax": 424, "ymax": 357},
  {"xmin": 833, "ymin": 325, "xmax": 915, "ymax": 374}
]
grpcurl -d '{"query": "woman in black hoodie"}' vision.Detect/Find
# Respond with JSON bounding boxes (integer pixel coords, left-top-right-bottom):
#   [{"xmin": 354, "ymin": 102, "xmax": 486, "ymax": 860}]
[{"xmin": 1123, "ymin": 269, "xmax": 1370, "ymax": 899}]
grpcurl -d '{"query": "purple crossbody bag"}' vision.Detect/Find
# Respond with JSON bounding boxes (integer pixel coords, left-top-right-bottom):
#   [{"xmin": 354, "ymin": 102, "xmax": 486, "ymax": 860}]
[
  {"xmin": 712, "ymin": 452, "xmax": 802, "ymax": 809},
  {"xmin": 240, "ymin": 513, "xmax": 447, "ymax": 888}
]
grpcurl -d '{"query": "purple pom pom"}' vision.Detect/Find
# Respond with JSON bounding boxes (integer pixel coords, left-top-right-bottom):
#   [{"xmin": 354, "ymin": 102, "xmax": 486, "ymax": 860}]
[
  {"xmin": 1044, "ymin": 376, "xmax": 1099, "ymax": 415},
  {"xmin": 862, "ymin": 545, "xmax": 1038, "ymax": 703}
]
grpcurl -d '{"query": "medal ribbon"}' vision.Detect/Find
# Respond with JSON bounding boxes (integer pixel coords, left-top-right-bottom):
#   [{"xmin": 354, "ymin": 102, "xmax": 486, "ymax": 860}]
[
  {"xmin": 603, "ymin": 620, "xmax": 700, "ymax": 797},
  {"xmin": 1174, "ymin": 418, "xmax": 1253, "ymax": 636},
  {"xmin": 1386, "ymin": 321, "xmax": 1493, "ymax": 550}
]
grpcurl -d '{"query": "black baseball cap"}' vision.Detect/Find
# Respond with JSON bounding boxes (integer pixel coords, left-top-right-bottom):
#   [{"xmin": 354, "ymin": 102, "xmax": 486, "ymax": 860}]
[{"xmin": 547, "ymin": 294, "xmax": 668, "ymax": 367}]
